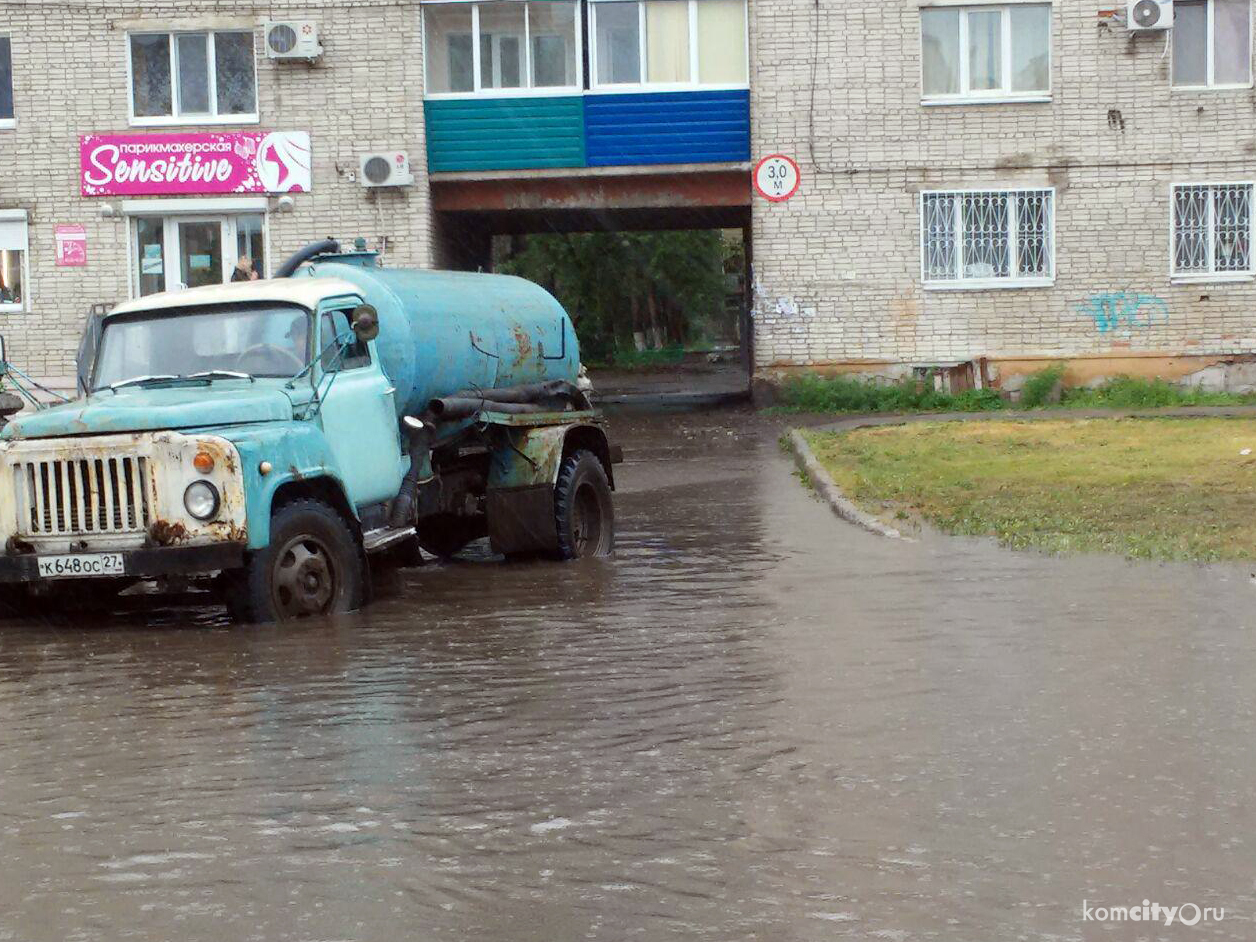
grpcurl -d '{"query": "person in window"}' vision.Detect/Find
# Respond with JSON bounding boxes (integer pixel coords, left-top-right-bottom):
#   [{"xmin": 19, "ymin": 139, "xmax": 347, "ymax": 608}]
[{"xmin": 230, "ymin": 256, "xmax": 259, "ymax": 282}]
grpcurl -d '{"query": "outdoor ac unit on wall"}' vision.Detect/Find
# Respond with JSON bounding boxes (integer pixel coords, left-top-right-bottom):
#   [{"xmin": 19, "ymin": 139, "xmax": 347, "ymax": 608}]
[
  {"xmin": 264, "ymin": 21, "xmax": 323, "ymax": 61},
  {"xmin": 1128, "ymin": 0, "xmax": 1173, "ymax": 30},
  {"xmin": 359, "ymin": 152, "xmax": 415, "ymax": 188}
]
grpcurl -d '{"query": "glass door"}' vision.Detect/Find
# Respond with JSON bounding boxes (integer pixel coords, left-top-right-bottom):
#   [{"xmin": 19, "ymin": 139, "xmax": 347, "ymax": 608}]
[
  {"xmin": 130, "ymin": 212, "xmax": 267, "ymax": 296},
  {"xmin": 176, "ymin": 218, "xmax": 225, "ymax": 289}
]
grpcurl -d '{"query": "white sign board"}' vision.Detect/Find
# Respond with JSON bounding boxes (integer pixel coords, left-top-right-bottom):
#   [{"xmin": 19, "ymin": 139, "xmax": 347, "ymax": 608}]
[{"xmin": 754, "ymin": 154, "xmax": 800, "ymax": 202}]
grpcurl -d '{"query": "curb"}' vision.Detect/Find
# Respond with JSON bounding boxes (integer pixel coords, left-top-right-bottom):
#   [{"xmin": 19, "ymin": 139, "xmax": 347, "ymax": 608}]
[{"xmin": 786, "ymin": 430, "xmax": 907, "ymax": 541}]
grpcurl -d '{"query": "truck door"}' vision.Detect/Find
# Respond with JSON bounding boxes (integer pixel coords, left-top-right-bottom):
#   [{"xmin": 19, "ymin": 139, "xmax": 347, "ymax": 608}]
[{"xmin": 316, "ymin": 307, "xmax": 406, "ymax": 508}]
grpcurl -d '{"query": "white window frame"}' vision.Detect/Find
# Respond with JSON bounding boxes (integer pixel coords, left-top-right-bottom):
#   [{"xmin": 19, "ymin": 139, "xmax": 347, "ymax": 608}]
[
  {"xmin": 0, "ymin": 34, "xmax": 14, "ymax": 130},
  {"xmin": 919, "ymin": 2, "xmax": 1053, "ymax": 106},
  {"xmin": 421, "ymin": 0, "xmax": 585, "ymax": 100},
  {"xmin": 122, "ymin": 198, "xmax": 270, "ymax": 298},
  {"xmin": 0, "ymin": 209, "xmax": 30, "ymax": 314},
  {"xmin": 920, "ymin": 187, "xmax": 1056, "ymax": 290},
  {"xmin": 1171, "ymin": 0, "xmax": 1255, "ymax": 91},
  {"xmin": 126, "ymin": 29, "xmax": 259, "ymax": 127},
  {"xmin": 588, "ymin": 0, "xmax": 750, "ymax": 94},
  {"xmin": 1169, "ymin": 181, "xmax": 1256, "ymax": 283}
]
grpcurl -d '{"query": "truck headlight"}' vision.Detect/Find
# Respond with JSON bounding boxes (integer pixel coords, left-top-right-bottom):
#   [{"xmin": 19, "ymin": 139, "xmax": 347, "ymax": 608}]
[{"xmin": 184, "ymin": 481, "xmax": 221, "ymax": 521}]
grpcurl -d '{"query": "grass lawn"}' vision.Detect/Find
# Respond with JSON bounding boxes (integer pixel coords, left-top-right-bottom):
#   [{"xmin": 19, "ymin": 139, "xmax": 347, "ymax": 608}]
[{"xmin": 804, "ymin": 418, "xmax": 1256, "ymax": 561}]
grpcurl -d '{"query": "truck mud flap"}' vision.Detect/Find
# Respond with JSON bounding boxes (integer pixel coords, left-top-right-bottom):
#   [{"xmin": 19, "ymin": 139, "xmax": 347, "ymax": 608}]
[{"xmin": 487, "ymin": 485, "xmax": 558, "ymax": 556}]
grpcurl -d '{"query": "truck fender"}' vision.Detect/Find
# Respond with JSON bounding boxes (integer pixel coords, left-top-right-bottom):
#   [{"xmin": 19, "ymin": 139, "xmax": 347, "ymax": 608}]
[
  {"xmin": 485, "ymin": 422, "xmax": 614, "ymax": 556},
  {"xmin": 228, "ymin": 426, "xmax": 359, "ymax": 550}
]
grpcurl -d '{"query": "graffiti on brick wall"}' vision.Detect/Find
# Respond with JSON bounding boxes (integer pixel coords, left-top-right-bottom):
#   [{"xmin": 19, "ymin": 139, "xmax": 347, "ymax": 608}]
[{"xmin": 1078, "ymin": 292, "xmax": 1169, "ymax": 334}]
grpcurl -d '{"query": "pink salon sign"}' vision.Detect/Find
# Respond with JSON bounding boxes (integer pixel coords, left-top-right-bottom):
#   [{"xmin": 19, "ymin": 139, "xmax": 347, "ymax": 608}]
[{"xmin": 79, "ymin": 131, "xmax": 312, "ymax": 197}]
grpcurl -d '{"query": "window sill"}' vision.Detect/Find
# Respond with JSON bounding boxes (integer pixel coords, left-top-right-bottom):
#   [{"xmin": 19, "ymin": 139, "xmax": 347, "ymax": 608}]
[
  {"xmin": 0, "ymin": 118, "xmax": 14, "ymax": 130},
  {"xmin": 1170, "ymin": 83, "xmax": 1255, "ymax": 93},
  {"xmin": 1171, "ymin": 272, "xmax": 1255, "ymax": 285},
  {"xmin": 128, "ymin": 114, "xmax": 260, "ymax": 128},
  {"xmin": 0, "ymin": 305, "xmax": 27, "ymax": 314},
  {"xmin": 922, "ymin": 94, "xmax": 1052, "ymax": 107},
  {"xmin": 924, "ymin": 277, "xmax": 1055, "ymax": 291}
]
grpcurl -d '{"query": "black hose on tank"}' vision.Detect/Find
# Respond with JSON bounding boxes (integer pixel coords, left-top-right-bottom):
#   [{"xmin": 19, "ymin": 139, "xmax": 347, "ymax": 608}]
[{"xmin": 275, "ymin": 239, "xmax": 341, "ymax": 278}]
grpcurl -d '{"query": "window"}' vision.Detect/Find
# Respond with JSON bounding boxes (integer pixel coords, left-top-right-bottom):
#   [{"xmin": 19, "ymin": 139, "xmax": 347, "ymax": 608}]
[
  {"xmin": 423, "ymin": 1, "xmax": 580, "ymax": 95},
  {"xmin": 1172, "ymin": 183, "xmax": 1253, "ymax": 279},
  {"xmin": 591, "ymin": 0, "xmax": 748, "ymax": 88},
  {"xmin": 0, "ymin": 212, "xmax": 28, "ymax": 312},
  {"xmin": 320, "ymin": 311, "xmax": 371, "ymax": 371},
  {"xmin": 128, "ymin": 30, "xmax": 257, "ymax": 124},
  {"xmin": 921, "ymin": 189, "xmax": 1055, "ymax": 288},
  {"xmin": 0, "ymin": 36, "xmax": 12, "ymax": 127},
  {"xmin": 920, "ymin": 4, "xmax": 1051, "ymax": 102},
  {"xmin": 1173, "ymin": 0, "xmax": 1252, "ymax": 88}
]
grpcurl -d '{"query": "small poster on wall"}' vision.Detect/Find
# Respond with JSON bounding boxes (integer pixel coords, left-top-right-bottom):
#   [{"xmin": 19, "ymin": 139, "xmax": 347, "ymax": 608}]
[{"xmin": 55, "ymin": 224, "xmax": 87, "ymax": 267}]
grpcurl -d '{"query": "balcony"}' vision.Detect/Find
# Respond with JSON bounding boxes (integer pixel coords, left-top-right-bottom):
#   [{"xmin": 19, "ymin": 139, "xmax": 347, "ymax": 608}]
[{"xmin": 421, "ymin": 0, "xmax": 750, "ymax": 174}]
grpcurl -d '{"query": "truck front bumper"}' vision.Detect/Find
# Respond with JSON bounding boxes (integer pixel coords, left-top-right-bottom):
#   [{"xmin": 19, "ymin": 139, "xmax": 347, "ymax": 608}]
[{"xmin": 0, "ymin": 543, "xmax": 246, "ymax": 584}]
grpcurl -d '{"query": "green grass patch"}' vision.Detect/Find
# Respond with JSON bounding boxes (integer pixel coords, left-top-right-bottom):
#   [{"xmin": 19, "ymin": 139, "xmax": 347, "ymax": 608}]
[
  {"xmin": 774, "ymin": 373, "xmax": 1005, "ymax": 414},
  {"xmin": 804, "ymin": 417, "xmax": 1256, "ymax": 561},
  {"xmin": 1059, "ymin": 376, "xmax": 1256, "ymax": 409},
  {"xmin": 774, "ymin": 369, "xmax": 1256, "ymax": 415}
]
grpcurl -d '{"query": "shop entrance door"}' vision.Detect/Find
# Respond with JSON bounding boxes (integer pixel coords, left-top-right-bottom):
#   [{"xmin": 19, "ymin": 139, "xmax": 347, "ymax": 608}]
[{"xmin": 131, "ymin": 213, "xmax": 268, "ymax": 296}]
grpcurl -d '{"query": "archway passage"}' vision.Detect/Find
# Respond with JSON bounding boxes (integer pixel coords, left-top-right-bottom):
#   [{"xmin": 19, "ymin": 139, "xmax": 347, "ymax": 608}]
[{"xmin": 431, "ymin": 166, "xmax": 753, "ymax": 405}]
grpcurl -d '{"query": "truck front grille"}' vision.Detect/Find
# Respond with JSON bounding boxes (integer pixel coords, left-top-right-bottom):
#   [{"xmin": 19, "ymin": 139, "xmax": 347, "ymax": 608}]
[{"xmin": 13, "ymin": 456, "xmax": 152, "ymax": 536}]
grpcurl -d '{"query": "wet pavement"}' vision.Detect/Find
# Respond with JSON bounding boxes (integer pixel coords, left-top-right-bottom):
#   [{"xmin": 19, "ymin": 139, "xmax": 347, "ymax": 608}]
[{"xmin": 1, "ymin": 408, "xmax": 1254, "ymax": 941}]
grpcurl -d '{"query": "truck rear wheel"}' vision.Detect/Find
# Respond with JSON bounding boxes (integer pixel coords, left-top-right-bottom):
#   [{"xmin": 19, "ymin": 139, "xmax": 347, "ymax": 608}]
[
  {"xmin": 554, "ymin": 449, "xmax": 614, "ymax": 559},
  {"xmin": 227, "ymin": 499, "xmax": 364, "ymax": 623}
]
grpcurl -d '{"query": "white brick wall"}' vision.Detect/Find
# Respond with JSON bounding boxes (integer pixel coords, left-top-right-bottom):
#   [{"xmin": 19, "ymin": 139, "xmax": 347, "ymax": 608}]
[
  {"xmin": 749, "ymin": 0, "xmax": 1256, "ymax": 372},
  {"xmin": 0, "ymin": 3, "xmax": 434, "ymax": 385}
]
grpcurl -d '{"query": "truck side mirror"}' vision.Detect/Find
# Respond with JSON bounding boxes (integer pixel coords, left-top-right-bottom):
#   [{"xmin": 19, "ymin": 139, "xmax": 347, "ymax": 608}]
[
  {"xmin": 351, "ymin": 304, "xmax": 379, "ymax": 342},
  {"xmin": 0, "ymin": 334, "xmax": 6, "ymax": 366}
]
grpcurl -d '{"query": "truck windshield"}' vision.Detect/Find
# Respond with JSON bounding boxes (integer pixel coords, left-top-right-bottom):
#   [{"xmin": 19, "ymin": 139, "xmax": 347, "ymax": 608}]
[{"xmin": 93, "ymin": 304, "xmax": 313, "ymax": 391}]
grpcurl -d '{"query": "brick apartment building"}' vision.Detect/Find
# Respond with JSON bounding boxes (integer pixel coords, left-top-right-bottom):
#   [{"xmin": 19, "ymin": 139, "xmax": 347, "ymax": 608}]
[
  {"xmin": 751, "ymin": 0, "xmax": 1256, "ymax": 390},
  {"xmin": 2, "ymin": 0, "xmax": 1255, "ymax": 394}
]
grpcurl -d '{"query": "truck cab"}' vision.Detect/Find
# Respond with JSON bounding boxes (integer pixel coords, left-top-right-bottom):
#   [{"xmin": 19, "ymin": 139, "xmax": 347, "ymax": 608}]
[{"xmin": 0, "ymin": 251, "xmax": 617, "ymax": 622}]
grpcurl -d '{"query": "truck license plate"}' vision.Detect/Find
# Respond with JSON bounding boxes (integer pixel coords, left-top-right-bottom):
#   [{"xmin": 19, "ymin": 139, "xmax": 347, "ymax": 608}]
[{"xmin": 36, "ymin": 553, "xmax": 125, "ymax": 580}]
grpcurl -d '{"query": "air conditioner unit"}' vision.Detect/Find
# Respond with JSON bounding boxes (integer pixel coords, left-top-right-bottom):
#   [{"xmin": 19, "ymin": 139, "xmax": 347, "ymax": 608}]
[
  {"xmin": 264, "ymin": 21, "xmax": 323, "ymax": 61},
  {"xmin": 359, "ymin": 152, "xmax": 415, "ymax": 188},
  {"xmin": 1128, "ymin": 0, "xmax": 1173, "ymax": 31}
]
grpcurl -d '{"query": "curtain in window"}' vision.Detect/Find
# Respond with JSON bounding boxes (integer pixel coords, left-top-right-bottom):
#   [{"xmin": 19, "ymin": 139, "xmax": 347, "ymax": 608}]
[
  {"xmin": 130, "ymin": 34, "xmax": 172, "ymax": 117},
  {"xmin": 967, "ymin": 10, "xmax": 1002, "ymax": 91},
  {"xmin": 646, "ymin": 0, "xmax": 690, "ymax": 83},
  {"xmin": 1172, "ymin": 1, "xmax": 1208, "ymax": 85},
  {"xmin": 1010, "ymin": 5, "xmax": 1050, "ymax": 92},
  {"xmin": 1214, "ymin": 0, "xmax": 1252, "ymax": 85},
  {"xmin": 215, "ymin": 32, "xmax": 257, "ymax": 114},
  {"xmin": 0, "ymin": 38, "xmax": 12, "ymax": 119},
  {"xmin": 176, "ymin": 34, "xmax": 210, "ymax": 114},
  {"xmin": 921, "ymin": 8, "xmax": 960, "ymax": 96},
  {"xmin": 696, "ymin": 0, "xmax": 747, "ymax": 84}
]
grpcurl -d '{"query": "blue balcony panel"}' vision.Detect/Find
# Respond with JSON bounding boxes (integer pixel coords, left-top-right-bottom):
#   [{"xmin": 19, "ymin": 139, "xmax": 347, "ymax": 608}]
[
  {"xmin": 584, "ymin": 89, "xmax": 751, "ymax": 167},
  {"xmin": 425, "ymin": 97, "xmax": 586, "ymax": 172}
]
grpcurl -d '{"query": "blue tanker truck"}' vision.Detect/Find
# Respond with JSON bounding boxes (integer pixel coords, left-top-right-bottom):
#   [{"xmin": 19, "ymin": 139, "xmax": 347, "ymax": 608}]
[{"xmin": 0, "ymin": 241, "xmax": 619, "ymax": 622}]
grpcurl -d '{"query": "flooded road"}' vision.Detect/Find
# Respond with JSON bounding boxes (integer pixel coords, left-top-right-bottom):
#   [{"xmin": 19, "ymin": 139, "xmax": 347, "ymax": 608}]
[{"xmin": 1, "ymin": 408, "xmax": 1254, "ymax": 941}]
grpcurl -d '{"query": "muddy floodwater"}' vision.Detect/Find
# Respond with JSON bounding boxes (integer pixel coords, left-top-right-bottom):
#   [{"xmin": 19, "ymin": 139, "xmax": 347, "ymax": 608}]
[{"xmin": 1, "ymin": 409, "xmax": 1254, "ymax": 941}]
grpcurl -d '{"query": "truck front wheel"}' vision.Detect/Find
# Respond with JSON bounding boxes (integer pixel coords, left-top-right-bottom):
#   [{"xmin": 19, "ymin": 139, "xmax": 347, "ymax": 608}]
[
  {"xmin": 554, "ymin": 449, "xmax": 614, "ymax": 559},
  {"xmin": 227, "ymin": 499, "xmax": 365, "ymax": 623}
]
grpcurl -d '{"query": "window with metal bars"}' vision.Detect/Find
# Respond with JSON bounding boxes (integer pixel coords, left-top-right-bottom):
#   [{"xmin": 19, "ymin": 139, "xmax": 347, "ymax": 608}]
[
  {"xmin": 1172, "ymin": 183, "xmax": 1254, "ymax": 279},
  {"xmin": 921, "ymin": 189, "xmax": 1054, "ymax": 288}
]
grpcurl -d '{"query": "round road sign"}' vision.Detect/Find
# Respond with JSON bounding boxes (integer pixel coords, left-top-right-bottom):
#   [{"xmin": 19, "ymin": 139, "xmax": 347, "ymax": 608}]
[{"xmin": 754, "ymin": 154, "xmax": 800, "ymax": 202}]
